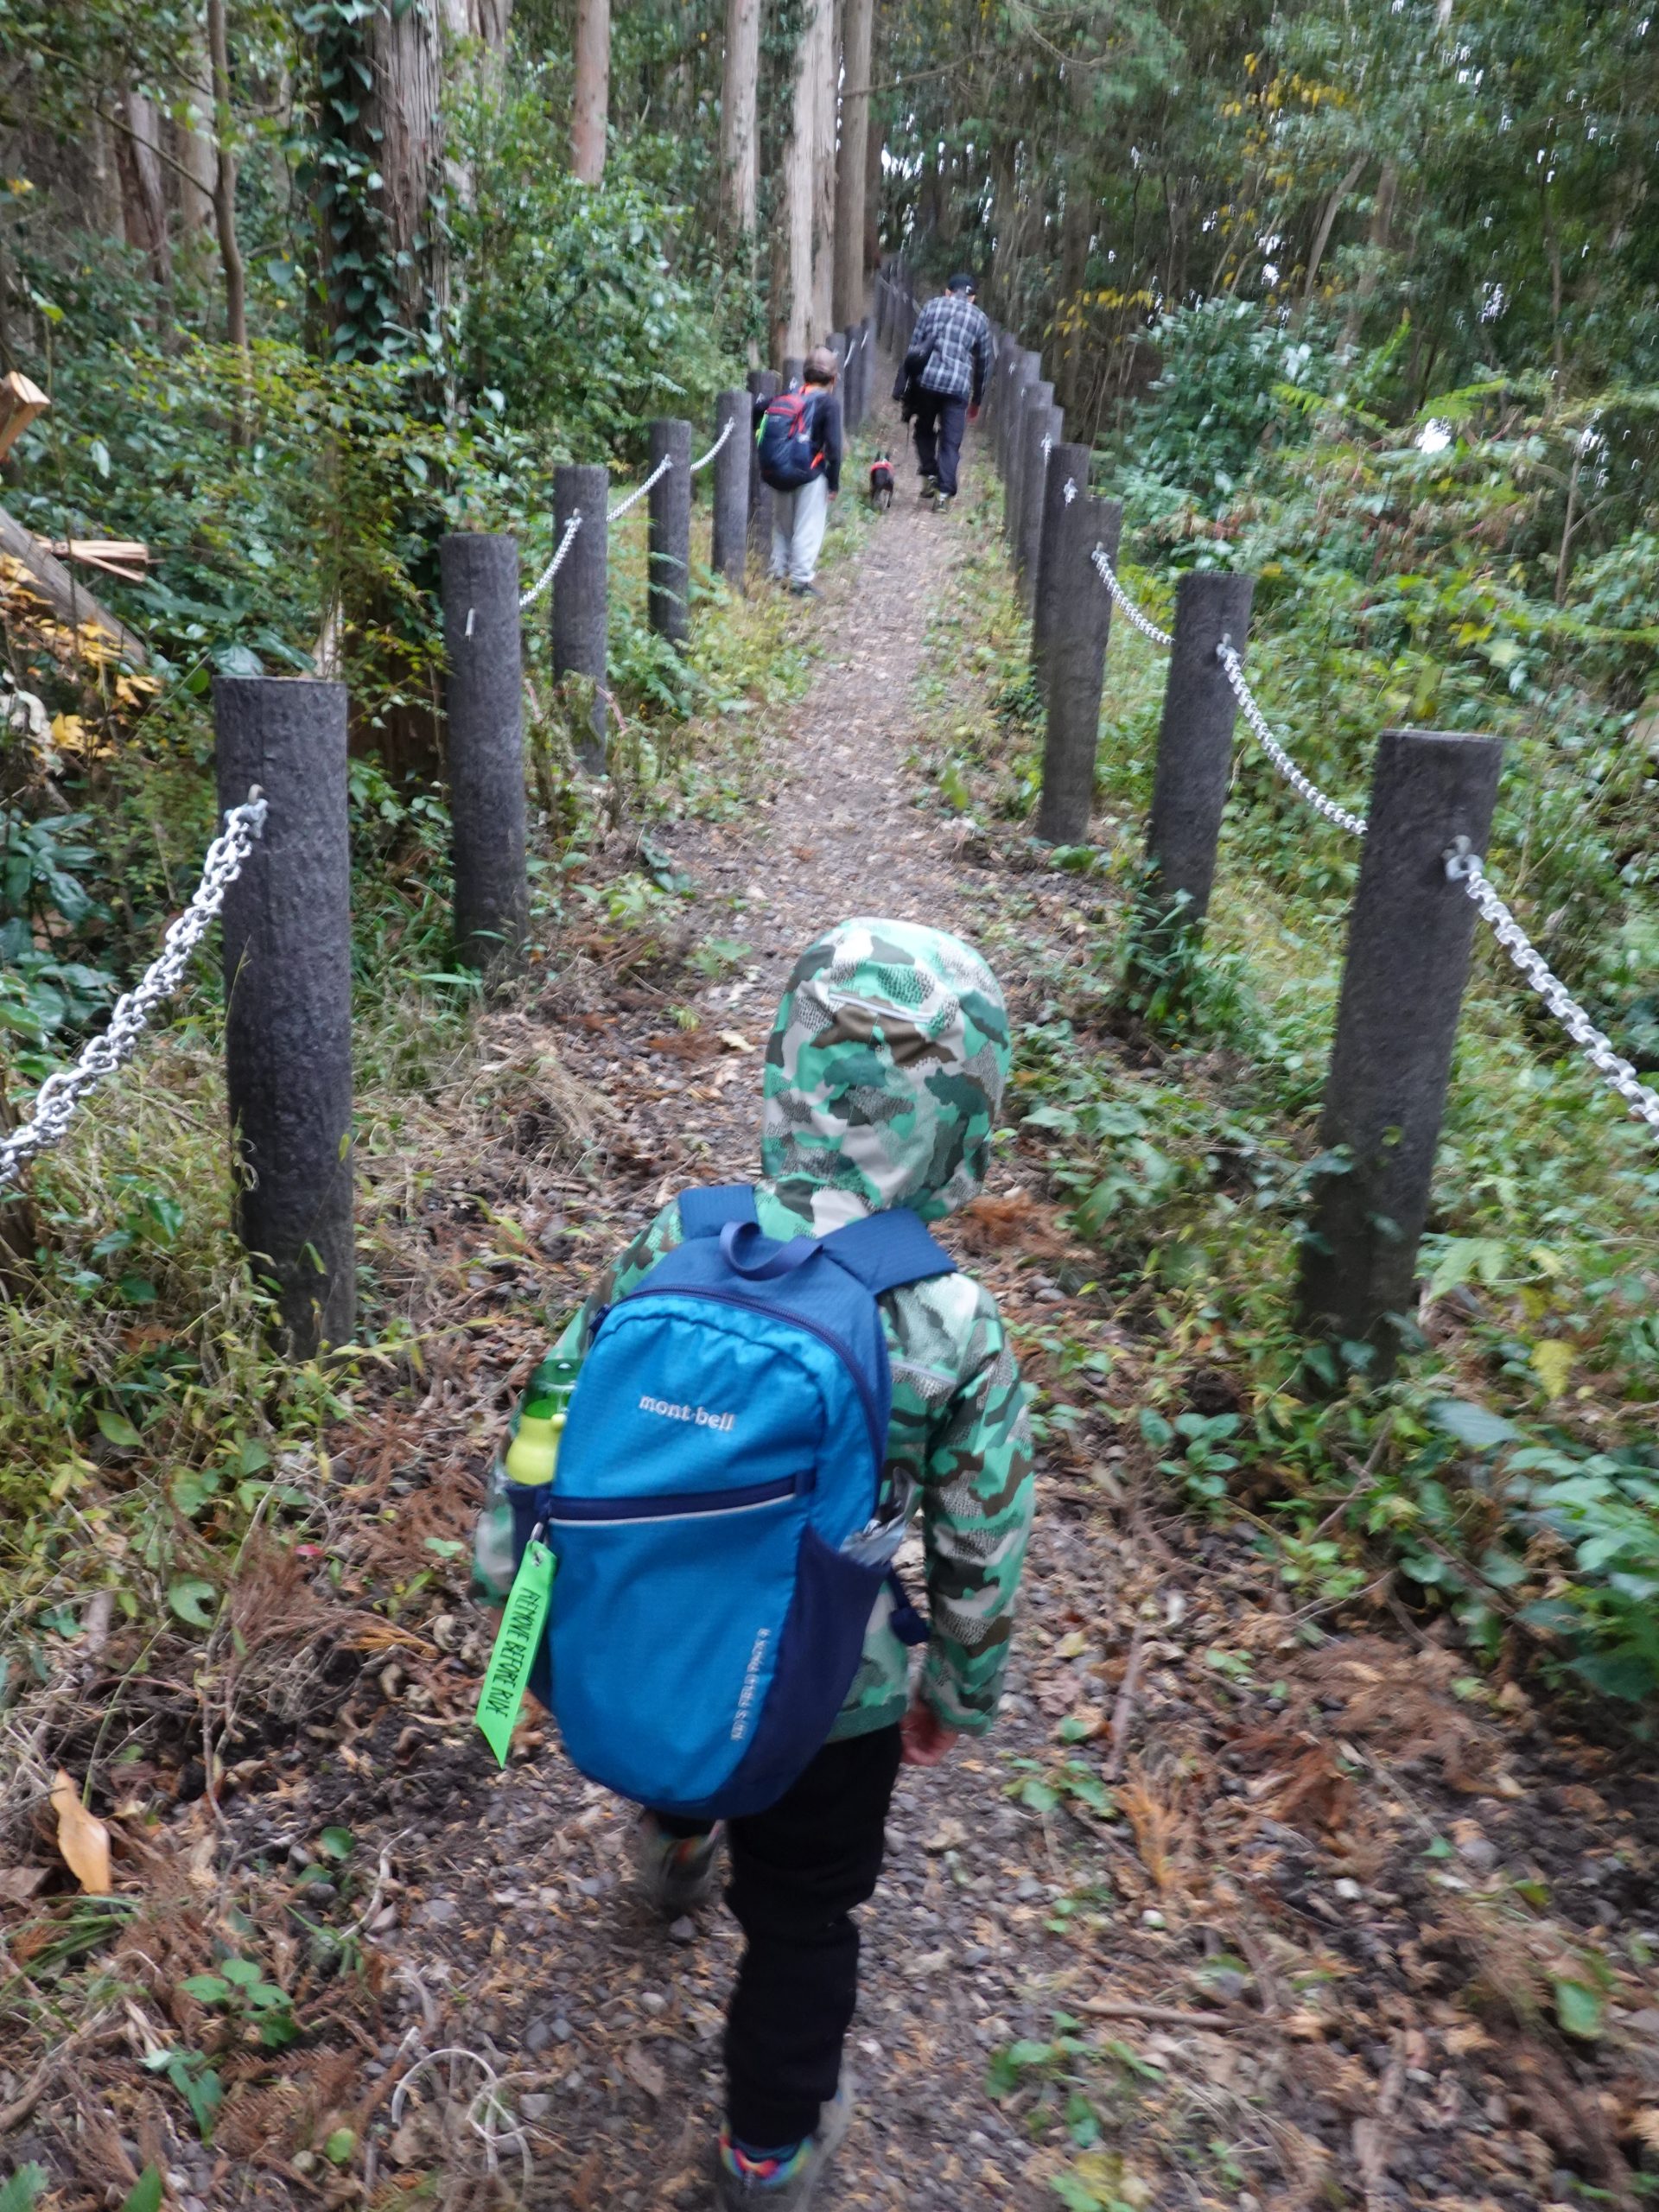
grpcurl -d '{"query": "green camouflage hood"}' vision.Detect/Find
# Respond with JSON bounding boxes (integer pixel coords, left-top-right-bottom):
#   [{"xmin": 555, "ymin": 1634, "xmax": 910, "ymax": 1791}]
[{"xmin": 760, "ymin": 918, "xmax": 1011, "ymax": 1229}]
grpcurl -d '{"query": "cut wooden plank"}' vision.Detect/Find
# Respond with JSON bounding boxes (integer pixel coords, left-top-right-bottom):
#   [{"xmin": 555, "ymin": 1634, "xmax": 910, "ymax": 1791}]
[
  {"xmin": 48, "ymin": 539, "xmax": 152, "ymax": 583},
  {"xmin": 0, "ymin": 371, "xmax": 48, "ymax": 462},
  {"xmin": 0, "ymin": 501, "xmax": 146, "ymax": 666}
]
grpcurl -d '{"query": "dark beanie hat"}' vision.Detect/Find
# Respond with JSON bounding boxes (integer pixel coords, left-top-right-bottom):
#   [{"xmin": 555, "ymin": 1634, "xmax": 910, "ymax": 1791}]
[{"xmin": 947, "ymin": 271, "xmax": 976, "ymax": 294}]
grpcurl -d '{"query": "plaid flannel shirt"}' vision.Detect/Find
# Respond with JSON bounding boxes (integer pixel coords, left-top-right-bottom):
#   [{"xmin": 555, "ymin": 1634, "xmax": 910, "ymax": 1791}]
[{"xmin": 906, "ymin": 292, "xmax": 995, "ymax": 405}]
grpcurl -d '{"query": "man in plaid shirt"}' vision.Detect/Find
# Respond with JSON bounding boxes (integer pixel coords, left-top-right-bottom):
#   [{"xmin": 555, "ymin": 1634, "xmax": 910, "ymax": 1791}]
[{"xmin": 894, "ymin": 272, "xmax": 994, "ymax": 511}]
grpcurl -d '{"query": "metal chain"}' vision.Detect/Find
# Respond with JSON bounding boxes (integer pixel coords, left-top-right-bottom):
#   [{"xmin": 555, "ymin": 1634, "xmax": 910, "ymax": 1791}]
[
  {"xmin": 1090, "ymin": 544, "xmax": 1174, "ymax": 648},
  {"xmin": 690, "ymin": 417, "xmax": 734, "ymax": 474},
  {"xmin": 1217, "ymin": 641, "xmax": 1370, "ymax": 839},
  {"xmin": 1446, "ymin": 843, "xmax": 1659, "ymax": 1133},
  {"xmin": 607, "ymin": 452, "xmax": 675, "ymax": 524},
  {"xmin": 518, "ymin": 512, "xmax": 583, "ymax": 611},
  {"xmin": 1063, "ymin": 478, "xmax": 1078, "ymax": 505},
  {"xmin": 0, "ymin": 792, "xmax": 269, "ymax": 1185}
]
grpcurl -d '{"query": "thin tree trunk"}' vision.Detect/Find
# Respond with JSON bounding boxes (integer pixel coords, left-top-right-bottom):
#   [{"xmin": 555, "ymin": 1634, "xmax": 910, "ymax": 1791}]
[
  {"xmin": 1340, "ymin": 157, "xmax": 1397, "ymax": 351},
  {"xmin": 721, "ymin": 0, "xmax": 760, "ymax": 240},
  {"xmin": 862, "ymin": 75, "xmax": 883, "ymax": 277},
  {"xmin": 1297, "ymin": 155, "xmax": 1366, "ymax": 327},
  {"xmin": 207, "ymin": 0, "xmax": 248, "ymax": 358},
  {"xmin": 1058, "ymin": 171, "xmax": 1090, "ymax": 414},
  {"xmin": 810, "ymin": 0, "xmax": 838, "ymax": 341},
  {"xmin": 571, "ymin": 0, "xmax": 610, "ymax": 183},
  {"xmin": 833, "ymin": 0, "xmax": 872, "ymax": 327}
]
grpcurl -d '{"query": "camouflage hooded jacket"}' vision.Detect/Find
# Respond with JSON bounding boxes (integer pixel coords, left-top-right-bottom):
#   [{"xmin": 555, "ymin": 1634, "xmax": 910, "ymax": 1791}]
[{"xmin": 548, "ymin": 918, "xmax": 1034, "ymax": 1740}]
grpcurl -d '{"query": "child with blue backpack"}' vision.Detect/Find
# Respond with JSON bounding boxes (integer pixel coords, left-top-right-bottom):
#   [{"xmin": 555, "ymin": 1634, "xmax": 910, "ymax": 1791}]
[
  {"xmin": 754, "ymin": 347, "xmax": 843, "ymax": 597},
  {"xmin": 485, "ymin": 918, "xmax": 1033, "ymax": 2207}
]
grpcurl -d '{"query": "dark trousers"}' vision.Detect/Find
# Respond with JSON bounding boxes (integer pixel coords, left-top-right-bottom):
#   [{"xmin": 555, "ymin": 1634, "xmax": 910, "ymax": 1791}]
[
  {"xmin": 658, "ymin": 1726, "xmax": 902, "ymax": 2148},
  {"xmin": 912, "ymin": 391, "xmax": 969, "ymax": 496}
]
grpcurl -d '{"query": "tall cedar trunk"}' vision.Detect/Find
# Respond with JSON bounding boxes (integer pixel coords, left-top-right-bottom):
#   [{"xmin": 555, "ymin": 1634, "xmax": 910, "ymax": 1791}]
[
  {"xmin": 117, "ymin": 87, "xmax": 173, "ymax": 296},
  {"xmin": 863, "ymin": 77, "xmax": 882, "ymax": 275},
  {"xmin": 809, "ymin": 0, "xmax": 838, "ymax": 342},
  {"xmin": 571, "ymin": 0, "xmax": 611, "ymax": 183},
  {"xmin": 832, "ymin": 0, "xmax": 872, "ymax": 326},
  {"xmin": 207, "ymin": 0, "xmax": 248, "ymax": 356},
  {"xmin": 721, "ymin": 0, "xmax": 760, "ymax": 240},
  {"xmin": 437, "ymin": 0, "xmax": 512, "ymax": 215},
  {"xmin": 772, "ymin": 0, "xmax": 826, "ymax": 361},
  {"xmin": 175, "ymin": 20, "xmax": 217, "ymax": 241},
  {"xmin": 367, "ymin": 0, "xmax": 448, "ymax": 340}
]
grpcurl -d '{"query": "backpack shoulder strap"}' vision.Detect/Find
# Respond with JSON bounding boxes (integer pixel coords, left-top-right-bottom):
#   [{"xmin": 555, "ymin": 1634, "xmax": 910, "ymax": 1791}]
[
  {"xmin": 823, "ymin": 1207, "xmax": 956, "ymax": 1295},
  {"xmin": 678, "ymin": 1184, "xmax": 759, "ymax": 1239}
]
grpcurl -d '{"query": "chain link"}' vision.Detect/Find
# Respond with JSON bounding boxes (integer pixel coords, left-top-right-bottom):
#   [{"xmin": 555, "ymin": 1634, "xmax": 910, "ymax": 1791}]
[
  {"xmin": 1089, "ymin": 544, "xmax": 1173, "ymax": 648},
  {"xmin": 1446, "ymin": 844, "xmax": 1659, "ymax": 1133},
  {"xmin": 1216, "ymin": 642, "xmax": 1370, "ymax": 838},
  {"xmin": 1063, "ymin": 477, "xmax": 1078, "ymax": 505},
  {"xmin": 518, "ymin": 512, "xmax": 583, "ymax": 611},
  {"xmin": 0, "ymin": 792, "xmax": 269, "ymax": 1185},
  {"xmin": 689, "ymin": 417, "xmax": 734, "ymax": 474},
  {"xmin": 607, "ymin": 451, "xmax": 676, "ymax": 524}
]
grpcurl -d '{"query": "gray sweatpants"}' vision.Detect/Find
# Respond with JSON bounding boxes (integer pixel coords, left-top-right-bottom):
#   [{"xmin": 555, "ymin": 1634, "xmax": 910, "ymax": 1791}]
[{"xmin": 770, "ymin": 476, "xmax": 830, "ymax": 587}]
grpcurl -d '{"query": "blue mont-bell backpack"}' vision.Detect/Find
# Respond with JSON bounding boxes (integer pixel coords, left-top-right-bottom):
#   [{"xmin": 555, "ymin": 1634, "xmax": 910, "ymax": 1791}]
[{"xmin": 508, "ymin": 1185, "xmax": 955, "ymax": 1819}]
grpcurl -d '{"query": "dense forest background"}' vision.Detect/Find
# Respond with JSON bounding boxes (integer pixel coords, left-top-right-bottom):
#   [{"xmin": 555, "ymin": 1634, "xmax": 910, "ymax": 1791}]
[{"xmin": 1, "ymin": 0, "xmax": 1656, "ymax": 1707}]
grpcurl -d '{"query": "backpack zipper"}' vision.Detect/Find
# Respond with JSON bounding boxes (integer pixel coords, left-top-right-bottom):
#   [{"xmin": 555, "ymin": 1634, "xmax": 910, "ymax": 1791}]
[
  {"xmin": 546, "ymin": 1471, "xmax": 806, "ymax": 1524},
  {"xmin": 619, "ymin": 1284, "xmax": 886, "ymax": 1484}
]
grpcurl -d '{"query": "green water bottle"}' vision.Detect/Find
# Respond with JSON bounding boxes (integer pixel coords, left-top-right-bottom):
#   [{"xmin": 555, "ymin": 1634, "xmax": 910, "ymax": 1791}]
[{"xmin": 503, "ymin": 1354, "xmax": 582, "ymax": 1488}]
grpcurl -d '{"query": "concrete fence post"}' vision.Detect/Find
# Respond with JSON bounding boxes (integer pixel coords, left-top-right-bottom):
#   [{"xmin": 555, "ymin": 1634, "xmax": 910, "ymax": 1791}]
[
  {"xmin": 1144, "ymin": 572, "xmax": 1256, "ymax": 931},
  {"xmin": 1001, "ymin": 353, "xmax": 1039, "ymax": 533},
  {"xmin": 1016, "ymin": 386, "xmax": 1060, "ymax": 609},
  {"xmin": 214, "ymin": 677, "xmax": 354, "ymax": 1359},
  {"xmin": 647, "ymin": 417, "xmax": 692, "ymax": 646},
  {"xmin": 1036, "ymin": 497, "xmax": 1122, "ymax": 845},
  {"xmin": 1007, "ymin": 365, "xmax": 1049, "ymax": 562},
  {"xmin": 439, "ymin": 532, "xmax": 527, "ymax": 982},
  {"xmin": 1299, "ymin": 728, "xmax": 1504, "ymax": 1376},
  {"xmin": 747, "ymin": 368, "xmax": 780, "ymax": 571},
  {"xmin": 1033, "ymin": 441, "xmax": 1091, "ymax": 705},
  {"xmin": 711, "ymin": 387, "xmax": 750, "ymax": 587},
  {"xmin": 552, "ymin": 462, "xmax": 609, "ymax": 774}
]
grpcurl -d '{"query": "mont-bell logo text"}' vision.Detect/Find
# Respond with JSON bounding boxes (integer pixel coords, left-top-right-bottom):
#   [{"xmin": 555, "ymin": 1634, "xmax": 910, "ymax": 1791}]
[{"xmin": 638, "ymin": 1393, "xmax": 735, "ymax": 1433}]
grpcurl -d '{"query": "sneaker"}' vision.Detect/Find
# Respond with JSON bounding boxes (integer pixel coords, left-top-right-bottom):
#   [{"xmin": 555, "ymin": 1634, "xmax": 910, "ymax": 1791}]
[
  {"xmin": 715, "ymin": 2075, "xmax": 855, "ymax": 2207},
  {"xmin": 788, "ymin": 581, "xmax": 823, "ymax": 599},
  {"xmin": 918, "ymin": 474, "xmax": 938, "ymax": 501},
  {"xmin": 933, "ymin": 491, "xmax": 955, "ymax": 513},
  {"xmin": 632, "ymin": 1814, "xmax": 722, "ymax": 1916}
]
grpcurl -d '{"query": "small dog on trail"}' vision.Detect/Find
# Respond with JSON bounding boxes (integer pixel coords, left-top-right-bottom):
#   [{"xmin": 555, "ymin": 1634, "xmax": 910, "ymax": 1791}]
[{"xmin": 868, "ymin": 454, "xmax": 894, "ymax": 511}]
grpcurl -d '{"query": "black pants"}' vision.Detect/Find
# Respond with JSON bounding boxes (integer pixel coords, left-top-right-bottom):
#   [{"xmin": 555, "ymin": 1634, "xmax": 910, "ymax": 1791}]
[
  {"xmin": 912, "ymin": 391, "xmax": 969, "ymax": 497},
  {"xmin": 658, "ymin": 1726, "xmax": 902, "ymax": 2148}
]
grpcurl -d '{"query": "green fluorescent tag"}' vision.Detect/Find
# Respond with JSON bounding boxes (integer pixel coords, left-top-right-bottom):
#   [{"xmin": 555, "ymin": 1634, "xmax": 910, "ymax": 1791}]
[{"xmin": 474, "ymin": 1535, "xmax": 555, "ymax": 1767}]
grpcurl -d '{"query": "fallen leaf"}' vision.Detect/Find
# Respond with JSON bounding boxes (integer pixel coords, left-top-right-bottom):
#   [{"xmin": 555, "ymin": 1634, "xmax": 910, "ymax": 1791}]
[
  {"xmin": 623, "ymin": 2044, "xmax": 665, "ymax": 2098},
  {"xmin": 50, "ymin": 1770, "xmax": 111, "ymax": 1893},
  {"xmin": 718, "ymin": 1030, "xmax": 753, "ymax": 1053},
  {"xmin": 0, "ymin": 1866, "xmax": 48, "ymax": 1906}
]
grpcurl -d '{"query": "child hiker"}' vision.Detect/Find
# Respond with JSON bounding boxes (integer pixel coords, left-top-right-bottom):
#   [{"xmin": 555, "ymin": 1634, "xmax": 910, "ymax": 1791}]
[
  {"xmin": 479, "ymin": 919, "xmax": 1033, "ymax": 2208},
  {"xmin": 754, "ymin": 346, "xmax": 843, "ymax": 598}
]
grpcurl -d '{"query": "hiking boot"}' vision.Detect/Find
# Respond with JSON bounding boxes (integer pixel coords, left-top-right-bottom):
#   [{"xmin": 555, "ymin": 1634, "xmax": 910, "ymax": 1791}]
[
  {"xmin": 933, "ymin": 490, "xmax": 955, "ymax": 514},
  {"xmin": 788, "ymin": 581, "xmax": 823, "ymax": 599},
  {"xmin": 714, "ymin": 2075, "xmax": 855, "ymax": 2207},
  {"xmin": 632, "ymin": 1814, "xmax": 722, "ymax": 1916},
  {"xmin": 918, "ymin": 474, "xmax": 938, "ymax": 501}
]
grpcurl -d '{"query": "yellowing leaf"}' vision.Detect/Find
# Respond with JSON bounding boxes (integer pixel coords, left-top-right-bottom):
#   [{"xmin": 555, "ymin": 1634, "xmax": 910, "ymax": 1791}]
[
  {"xmin": 1530, "ymin": 1339, "xmax": 1574, "ymax": 1400},
  {"xmin": 717, "ymin": 1030, "xmax": 753, "ymax": 1053},
  {"xmin": 50, "ymin": 1769, "xmax": 112, "ymax": 1893}
]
